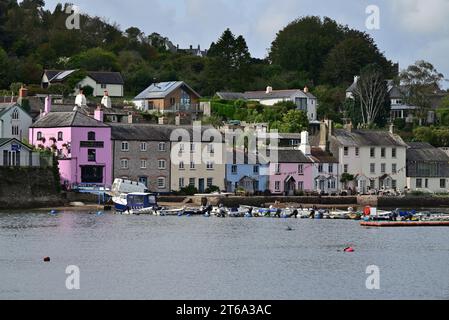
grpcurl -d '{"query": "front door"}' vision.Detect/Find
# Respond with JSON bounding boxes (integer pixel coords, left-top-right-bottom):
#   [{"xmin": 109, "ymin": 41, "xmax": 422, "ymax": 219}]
[
  {"xmin": 199, "ymin": 178, "xmax": 205, "ymax": 193},
  {"xmin": 81, "ymin": 166, "xmax": 104, "ymax": 184}
]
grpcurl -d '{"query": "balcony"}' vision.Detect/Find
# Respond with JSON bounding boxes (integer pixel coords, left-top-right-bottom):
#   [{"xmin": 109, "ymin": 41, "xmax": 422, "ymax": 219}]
[{"xmin": 149, "ymin": 103, "xmax": 202, "ymax": 114}]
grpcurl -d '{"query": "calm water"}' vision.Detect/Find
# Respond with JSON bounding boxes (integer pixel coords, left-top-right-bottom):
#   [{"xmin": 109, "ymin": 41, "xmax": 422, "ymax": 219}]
[{"xmin": 0, "ymin": 210, "xmax": 448, "ymax": 300}]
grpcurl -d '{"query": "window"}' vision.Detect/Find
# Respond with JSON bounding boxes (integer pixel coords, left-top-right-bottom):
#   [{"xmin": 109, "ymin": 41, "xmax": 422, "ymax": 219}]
[
  {"xmin": 178, "ymin": 143, "xmax": 185, "ymax": 154},
  {"xmin": 121, "ymin": 142, "xmax": 129, "ymax": 152},
  {"xmin": 88, "ymin": 149, "xmax": 96, "ymax": 162},
  {"xmin": 275, "ymin": 164, "xmax": 281, "ymax": 174},
  {"xmin": 344, "ymin": 164, "xmax": 349, "ymax": 173},
  {"xmin": 425, "ymin": 179, "xmax": 429, "ymax": 188},
  {"xmin": 190, "ymin": 143, "xmax": 195, "ymax": 153},
  {"xmin": 158, "ymin": 160, "xmax": 166, "ymax": 170},
  {"xmin": 253, "ymin": 166, "xmax": 259, "ymax": 174},
  {"xmin": 416, "ymin": 179, "xmax": 422, "ymax": 188},
  {"xmin": 206, "ymin": 161, "xmax": 214, "ymax": 170},
  {"xmin": 298, "ymin": 181, "xmax": 304, "ymax": 191},
  {"xmin": 207, "ymin": 144, "xmax": 214, "ymax": 154},
  {"xmin": 355, "ymin": 148, "xmax": 360, "ymax": 157},
  {"xmin": 370, "ymin": 148, "xmax": 376, "ymax": 158},
  {"xmin": 441, "ymin": 179, "xmax": 446, "ymax": 189},
  {"xmin": 140, "ymin": 142, "xmax": 147, "ymax": 152},
  {"xmin": 88, "ymin": 131, "xmax": 96, "ymax": 141},
  {"xmin": 189, "ymin": 178, "xmax": 195, "ymax": 186},
  {"xmin": 392, "ymin": 180, "xmax": 397, "ymax": 190},
  {"xmin": 344, "ymin": 147, "xmax": 349, "ymax": 156},
  {"xmin": 392, "ymin": 164, "xmax": 397, "ymax": 174},
  {"xmin": 392, "ymin": 148, "xmax": 397, "ymax": 158},
  {"xmin": 190, "ymin": 161, "xmax": 195, "ymax": 170},
  {"xmin": 101, "ymin": 84, "xmax": 107, "ymax": 89},
  {"xmin": 158, "ymin": 142, "xmax": 166, "ymax": 152},
  {"xmin": 298, "ymin": 164, "xmax": 304, "ymax": 175},
  {"xmin": 11, "ymin": 126, "xmax": 19, "ymax": 136},
  {"xmin": 170, "ymin": 97, "xmax": 176, "ymax": 106},
  {"xmin": 231, "ymin": 165, "xmax": 237, "ymax": 174},
  {"xmin": 207, "ymin": 178, "xmax": 213, "ymax": 188},
  {"xmin": 179, "ymin": 161, "xmax": 185, "ymax": 170},
  {"xmin": 12, "ymin": 109, "xmax": 19, "ymax": 120},
  {"xmin": 275, "ymin": 181, "xmax": 281, "ymax": 191},
  {"xmin": 370, "ymin": 163, "xmax": 376, "ymax": 174},
  {"xmin": 120, "ymin": 159, "xmax": 129, "ymax": 169},
  {"xmin": 179, "ymin": 178, "xmax": 185, "ymax": 189},
  {"xmin": 370, "ymin": 180, "xmax": 375, "ymax": 189},
  {"xmin": 37, "ymin": 132, "xmax": 43, "ymax": 140},
  {"xmin": 318, "ymin": 164, "xmax": 323, "ymax": 173},
  {"xmin": 157, "ymin": 177, "xmax": 166, "ymax": 189},
  {"xmin": 141, "ymin": 159, "xmax": 147, "ymax": 169},
  {"xmin": 328, "ymin": 164, "xmax": 333, "ymax": 174},
  {"xmin": 58, "ymin": 132, "xmax": 63, "ymax": 141},
  {"xmin": 381, "ymin": 148, "xmax": 386, "ymax": 158},
  {"xmin": 381, "ymin": 163, "xmax": 386, "ymax": 174}
]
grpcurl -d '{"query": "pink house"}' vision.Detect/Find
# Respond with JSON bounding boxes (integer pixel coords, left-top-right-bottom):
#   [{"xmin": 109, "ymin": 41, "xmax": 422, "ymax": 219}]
[
  {"xmin": 29, "ymin": 97, "xmax": 112, "ymax": 188},
  {"xmin": 269, "ymin": 149, "xmax": 313, "ymax": 195}
]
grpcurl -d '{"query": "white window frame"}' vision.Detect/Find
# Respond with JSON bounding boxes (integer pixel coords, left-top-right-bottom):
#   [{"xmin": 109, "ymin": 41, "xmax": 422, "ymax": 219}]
[{"xmin": 121, "ymin": 141, "xmax": 129, "ymax": 152}]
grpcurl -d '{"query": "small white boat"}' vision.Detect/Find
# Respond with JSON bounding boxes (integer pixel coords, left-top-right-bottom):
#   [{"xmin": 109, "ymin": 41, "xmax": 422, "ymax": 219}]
[{"xmin": 113, "ymin": 193, "xmax": 158, "ymax": 214}]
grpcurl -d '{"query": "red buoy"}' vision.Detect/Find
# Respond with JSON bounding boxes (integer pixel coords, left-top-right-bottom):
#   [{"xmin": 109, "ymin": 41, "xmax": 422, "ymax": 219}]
[{"xmin": 344, "ymin": 247, "xmax": 355, "ymax": 253}]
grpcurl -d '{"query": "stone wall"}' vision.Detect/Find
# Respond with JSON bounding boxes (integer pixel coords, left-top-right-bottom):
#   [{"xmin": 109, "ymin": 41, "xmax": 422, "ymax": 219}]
[{"xmin": 0, "ymin": 167, "xmax": 64, "ymax": 209}]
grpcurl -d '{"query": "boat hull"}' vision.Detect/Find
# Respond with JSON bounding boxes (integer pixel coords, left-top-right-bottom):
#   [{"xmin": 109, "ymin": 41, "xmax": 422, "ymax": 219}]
[{"xmin": 361, "ymin": 221, "xmax": 449, "ymax": 227}]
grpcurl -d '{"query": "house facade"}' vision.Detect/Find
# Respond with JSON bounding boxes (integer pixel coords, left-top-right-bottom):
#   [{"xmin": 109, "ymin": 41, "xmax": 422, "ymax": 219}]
[
  {"xmin": 406, "ymin": 142, "xmax": 449, "ymax": 193},
  {"xmin": 111, "ymin": 124, "xmax": 171, "ymax": 193},
  {"xmin": 309, "ymin": 147, "xmax": 340, "ymax": 195},
  {"xmin": 323, "ymin": 121, "xmax": 407, "ymax": 194},
  {"xmin": 29, "ymin": 98, "xmax": 113, "ymax": 188},
  {"xmin": 0, "ymin": 138, "xmax": 40, "ymax": 167},
  {"xmin": 42, "ymin": 70, "xmax": 125, "ymax": 97},
  {"xmin": 133, "ymin": 81, "xmax": 201, "ymax": 114},
  {"xmin": 268, "ymin": 149, "xmax": 313, "ymax": 195},
  {"xmin": 217, "ymin": 87, "xmax": 318, "ymax": 122},
  {"xmin": 0, "ymin": 102, "xmax": 33, "ymax": 140}
]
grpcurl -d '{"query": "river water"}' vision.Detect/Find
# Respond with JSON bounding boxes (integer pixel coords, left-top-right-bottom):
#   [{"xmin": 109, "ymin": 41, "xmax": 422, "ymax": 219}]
[{"xmin": 0, "ymin": 210, "xmax": 448, "ymax": 300}]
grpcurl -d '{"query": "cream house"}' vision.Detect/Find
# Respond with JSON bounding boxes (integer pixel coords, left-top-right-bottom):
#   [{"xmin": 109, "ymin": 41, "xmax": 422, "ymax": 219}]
[
  {"xmin": 170, "ymin": 126, "xmax": 225, "ymax": 192},
  {"xmin": 0, "ymin": 102, "xmax": 33, "ymax": 141},
  {"xmin": 320, "ymin": 121, "xmax": 407, "ymax": 194}
]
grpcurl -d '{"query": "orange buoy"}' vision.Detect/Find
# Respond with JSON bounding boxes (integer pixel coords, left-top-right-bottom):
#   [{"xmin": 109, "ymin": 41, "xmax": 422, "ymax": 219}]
[{"xmin": 363, "ymin": 206, "xmax": 371, "ymax": 216}]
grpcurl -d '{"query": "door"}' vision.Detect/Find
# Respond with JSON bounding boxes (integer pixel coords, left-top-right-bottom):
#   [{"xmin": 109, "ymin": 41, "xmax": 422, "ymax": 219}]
[
  {"xmin": 199, "ymin": 178, "xmax": 205, "ymax": 193},
  {"xmin": 81, "ymin": 166, "xmax": 104, "ymax": 184}
]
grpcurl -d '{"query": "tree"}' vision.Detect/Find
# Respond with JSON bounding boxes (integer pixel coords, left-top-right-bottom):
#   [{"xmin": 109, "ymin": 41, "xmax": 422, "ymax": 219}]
[
  {"xmin": 69, "ymin": 48, "xmax": 121, "ymax": 71},
  {"xmin": 313, "ymin": 85, "xmax": 345, "ymax": 122},
  {"xmin": 352, "ymin": 64, "xmax": 390, "ymax": 127},
  {"xmin": 400, "ymin": 60, "xmax": 444, "ymax": 125},
  {"xmin": 276, "ymin": 110, "xmax": 309, "ymax": 133}
]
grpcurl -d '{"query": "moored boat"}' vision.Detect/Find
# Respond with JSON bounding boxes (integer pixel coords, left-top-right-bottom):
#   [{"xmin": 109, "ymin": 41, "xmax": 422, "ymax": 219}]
[{"xmin": 113, "ymin": 192, "xmax": 158, "ymax": 214}]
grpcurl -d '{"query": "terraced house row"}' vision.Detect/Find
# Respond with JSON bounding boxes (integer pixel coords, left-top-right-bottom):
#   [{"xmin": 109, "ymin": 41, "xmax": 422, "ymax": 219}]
[{"xmin": 3, "ymin": 89, "xmax": 449, "ymax": 195}]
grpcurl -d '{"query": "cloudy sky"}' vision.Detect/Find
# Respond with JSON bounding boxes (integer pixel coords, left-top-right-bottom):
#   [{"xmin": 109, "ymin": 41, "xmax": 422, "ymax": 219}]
[{"xmin": 44, "ymin": 0, "xmax": 449, "ymax": 85}]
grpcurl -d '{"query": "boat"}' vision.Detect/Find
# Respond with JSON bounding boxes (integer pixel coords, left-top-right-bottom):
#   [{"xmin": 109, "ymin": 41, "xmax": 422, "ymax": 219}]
[
  {"xmin": 113, "ymin": 193, "xmax": 158, "ymax": 214},
  {"xmin": 110, "ymin": 178, "xmax": 148, "ymax": 197},
  {"xmin": 361, "ymin": 221, "xmax": 449, "ymax": 227}
]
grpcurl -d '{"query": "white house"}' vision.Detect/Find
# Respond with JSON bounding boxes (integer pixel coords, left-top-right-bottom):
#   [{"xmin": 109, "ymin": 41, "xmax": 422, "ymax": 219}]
[
  {"xmin": 42, "ymin": 70, "xmax": 125, "ymax": 97},
  {"xmin": 0, "ymin": 138, "xmax": 40, "ymax": 167},
  {"xmin": 0, "ymin": 102, "xmax": 33, "ymax": 141},
  {"xmin": 320, "ymin": 120, "xmax": 407, "ymax": 194},
  {"xmin": 216, "ymin": 86, "xmax": 318, "ymax": 122}
]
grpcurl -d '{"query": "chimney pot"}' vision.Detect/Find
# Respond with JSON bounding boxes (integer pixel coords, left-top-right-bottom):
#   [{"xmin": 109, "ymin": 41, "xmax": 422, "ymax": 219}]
[
  {"xmin": 304, "ymin": 86, "xmax": 309, "ymax": 93},
  {"xmin": 94, "ymin": 105, "xmax": 104, "ymax": 122},
  {"xmin": 44, "ymin": 95, "xmax": 52, "ymax": 115},
  {"xmin": 266, "ymin": 86, "xmax": 273, "ymax": 94}
]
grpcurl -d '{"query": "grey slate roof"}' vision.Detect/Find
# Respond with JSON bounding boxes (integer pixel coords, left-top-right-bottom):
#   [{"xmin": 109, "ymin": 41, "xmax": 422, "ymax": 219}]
[
  {"xmin": 216, "ymin": 92, "xmax": 245, "ymax": 100},
  {"xmin": 332, "ymin": 129, "xmax": 407, "ymax": 147},
  {"xmin": 110, "ymin": 124, "xmax": 172, "ymax": 141},
  {"xmin": 0, "ymin": 103, "xmax": 17, "ymax": 117},
  {"xmin": 310, "ymin": 147, "xmax": 338, "ymax": 163},
  {"xmin": 44, "ymin": 70, "xmax": 124, "ymax": 85},
  {"xmin": 31, "ymin": 111, "xmax": 109, "ymax": 128},
  {"xmin": 134, "ymin": 81, "xmax": 201, "ymax": 100},
  {"xmin": 216, "ymin": 89, "xmax": 316, "ymax": 101},
  {"xmin": 407, "ymin": 142, "xmax": 449, "ymax": 162},
  {"xmin": 275, "ymin": 149, "xmax": 311, "ymax": 163}
]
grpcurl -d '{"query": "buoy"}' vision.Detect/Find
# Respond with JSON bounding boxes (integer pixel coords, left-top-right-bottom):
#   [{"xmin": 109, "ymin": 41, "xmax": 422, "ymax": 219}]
[
  {"xmin": 50, "ymin": 210, "xmax": 58, "ymax": 215},
  {"xmin": 96, "ymin": 211, "xmax": 103, "ymax": 216},
  {"xmin": 344, "ymin": 247, "xmax": 355, "ymax": 253},
  {"xmin": 43, "ymin": 257, "xmax": 51, "ymax": 262},
  {"xmin": 364, "ymin": 206, "xmax": 371, "ymax": 216}
]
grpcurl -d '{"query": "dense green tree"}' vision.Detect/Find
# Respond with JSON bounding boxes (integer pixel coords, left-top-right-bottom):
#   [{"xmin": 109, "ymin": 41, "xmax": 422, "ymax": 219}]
[
  {"xmin": 275, "ymin": 110, "xmax": 309, "ymax": 133},
  {"xmin": 69, "ymin": 47, "xmax": 121, "ymax": 71},
  {"xmin": 313, "ymin": 85, "xmax": 345, "ymax": 122}
]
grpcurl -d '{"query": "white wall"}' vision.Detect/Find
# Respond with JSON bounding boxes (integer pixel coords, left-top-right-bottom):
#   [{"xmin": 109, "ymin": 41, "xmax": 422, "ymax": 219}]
[
  {"xmin": 407, "ymin": 177, "xmax": 449, "ymax": 193},
  {"xmin": 0, "ymin": 106, "xmax": 33, "ymax": 140},
  {"xmin": 77, "ymin": 77, "xmax": 124, "ymax": 97},
  {"xmin": 0, "ymin": 143, "xmax": 32, "ymax": 167}
]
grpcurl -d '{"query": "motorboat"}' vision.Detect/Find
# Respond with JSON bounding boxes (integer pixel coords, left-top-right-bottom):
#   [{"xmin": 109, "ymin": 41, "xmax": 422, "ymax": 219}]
[{"xmin": 113, "ymin": 193, "xmax": 158, "ymax": 214}]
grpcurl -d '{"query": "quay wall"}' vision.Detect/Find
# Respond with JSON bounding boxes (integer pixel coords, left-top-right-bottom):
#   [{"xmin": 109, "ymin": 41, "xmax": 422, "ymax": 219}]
[{"xmin": 0, "ymin": 167, "xmax": 64, "ymax": 209}]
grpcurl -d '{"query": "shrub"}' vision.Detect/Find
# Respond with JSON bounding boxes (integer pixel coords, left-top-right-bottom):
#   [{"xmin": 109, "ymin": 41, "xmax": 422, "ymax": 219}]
[
  {"xmin": 178, "ymin": 185, "xmax": 198, "ymax": 196},
  {"xmin": 205, "ymin": 185, "xmax": 220, "ymax": 194}
]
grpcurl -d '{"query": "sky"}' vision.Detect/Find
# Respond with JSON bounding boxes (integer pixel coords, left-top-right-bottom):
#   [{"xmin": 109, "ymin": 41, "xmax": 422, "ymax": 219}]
[{"xmin": 43, "ymin": 0, "xmax": 449, "ymax": 86}]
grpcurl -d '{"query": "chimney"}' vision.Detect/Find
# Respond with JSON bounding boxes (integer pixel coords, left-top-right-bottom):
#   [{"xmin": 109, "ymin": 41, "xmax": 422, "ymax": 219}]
[
  {"xmin": 44, "ymin": 95, "xmax": 52, "ymax": 115},
  {"xmin": 101, "ymin": 90, "xmax": 112, "ymax": 109},
  {"xmin": 354, "ymin": 76, "xmax": 360, "ymax": 84},
  {"xmin": 94, "ymin": 105, "xmax": 104, "ymax": 122},
  {"xmin": 344, "ymin": 120, "xmax": 353, "ymax": 133},
  {"xmin": 190, "ymin": 45, "xmax": 193, "ymax": 50},
  {"xmin": 266, "ymin": 86, "xmax": 273, "ymax": 94},
  {"xmin": 19, "ymin": 85, "xmax": 28, "ymax": 98},
  {"xmin": 319, "ymin": 121, "xmax": 328, "ymax": 152},
  {"xmin": 128, "ymin": 113, "xmax": 133, "ymax": 124},
  {"xmin": 299, "ymin": 131, "xmax": 311, "ymax": 155},
  {"xmin": 389, "ymin": 123, "xmax": 395, "ymax": 135},
  {"xmin": 303, "ymin": 86, "xmax": 309, "ymax": 93},
  {"xmin": 175, "ymin": 115, "xmax": 181, "ymax": 126}
]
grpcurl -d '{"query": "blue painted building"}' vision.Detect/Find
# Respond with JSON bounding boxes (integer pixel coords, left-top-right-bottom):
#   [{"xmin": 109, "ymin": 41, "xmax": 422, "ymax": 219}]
[{"xmin": 225, "ymin": 150, "xmax": 269, "ymax": 194}]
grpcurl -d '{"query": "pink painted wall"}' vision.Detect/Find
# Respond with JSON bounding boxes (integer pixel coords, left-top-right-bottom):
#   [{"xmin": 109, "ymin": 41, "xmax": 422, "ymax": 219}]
[
  {"xmin": 269, "ymin": 163, "xmax": 314, "ymax": 194},
  {"xmin": 29, "ymin": 126, "xmax": 112, "ymax": 187}
]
